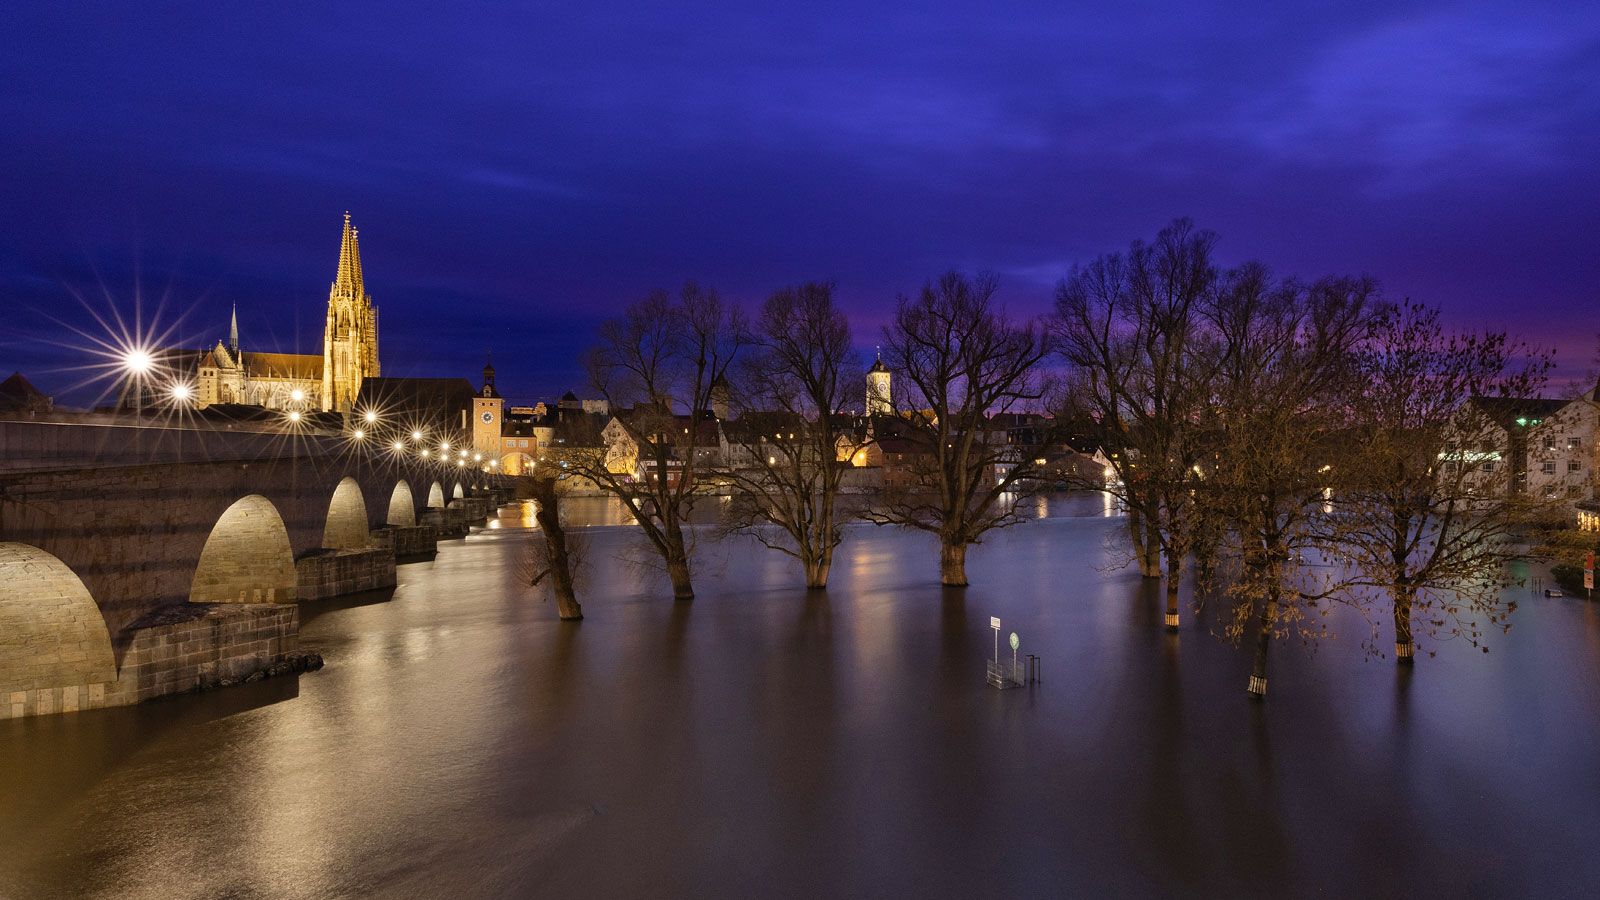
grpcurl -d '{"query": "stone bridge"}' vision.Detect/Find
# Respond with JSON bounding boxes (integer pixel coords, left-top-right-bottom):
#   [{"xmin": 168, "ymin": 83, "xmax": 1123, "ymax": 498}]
[{"xmin": 0, "ymin": 419, "xmax": 516, "ymax": 720}]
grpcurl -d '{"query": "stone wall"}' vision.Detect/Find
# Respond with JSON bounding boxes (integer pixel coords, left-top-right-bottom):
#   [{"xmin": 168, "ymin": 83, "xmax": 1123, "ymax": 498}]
[
  {"xmin": 2, "ymin": 603, "xmax": 296, "ymax": 720},
  {"xmin": 372, "ymin": 525, "xmax": 437, "ymax": 559},
  {"xmin": 296, "ymin": 547, "xmax": 397, "ymax": 600}
]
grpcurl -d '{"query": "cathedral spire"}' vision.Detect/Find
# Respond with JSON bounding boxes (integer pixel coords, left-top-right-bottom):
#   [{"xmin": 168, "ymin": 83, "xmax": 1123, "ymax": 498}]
[
  {"xmin": 333, "ymin": 211, "xmax": 363, "ymax": 297},
  {"xmin": 229, "ymin": 302, "xmax": 238, "ymax": 353}
]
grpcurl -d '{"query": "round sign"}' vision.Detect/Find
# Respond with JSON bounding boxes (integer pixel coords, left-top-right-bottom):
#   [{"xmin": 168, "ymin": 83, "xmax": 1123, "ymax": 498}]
[{"xmin": 1009, "ymin": 632, "xmax": 1019, "ymax": 651}]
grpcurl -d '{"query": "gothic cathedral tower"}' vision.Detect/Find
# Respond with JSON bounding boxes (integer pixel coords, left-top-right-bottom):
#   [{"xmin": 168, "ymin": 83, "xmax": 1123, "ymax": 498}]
[{"xmin": 322, "ymin": 212, "xmax": 381, "ymax": 412}]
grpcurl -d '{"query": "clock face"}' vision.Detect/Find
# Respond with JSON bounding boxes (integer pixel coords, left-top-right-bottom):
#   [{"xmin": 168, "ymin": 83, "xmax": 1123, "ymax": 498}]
[{"xmin": 481, "ymin": 411, "xmax": 494, "ymax": 424}]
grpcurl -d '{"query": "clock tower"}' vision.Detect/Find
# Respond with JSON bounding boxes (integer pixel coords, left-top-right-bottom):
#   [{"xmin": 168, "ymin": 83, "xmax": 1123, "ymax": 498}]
[{"xmin": 472, "ymin": 353, "xmax": 504, "ymax": 461}]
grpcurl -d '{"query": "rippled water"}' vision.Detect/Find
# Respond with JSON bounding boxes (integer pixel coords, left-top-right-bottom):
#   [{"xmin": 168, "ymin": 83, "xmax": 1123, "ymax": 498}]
[{"xmin": 2, "ymin": 493, "xmax": 1597, "ymax": 898}]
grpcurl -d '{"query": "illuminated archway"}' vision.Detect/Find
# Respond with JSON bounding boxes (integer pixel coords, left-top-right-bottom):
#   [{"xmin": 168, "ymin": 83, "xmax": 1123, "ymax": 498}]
[
  {"xmin": 387, "ymin": 479, "xmax": 416, "ymax": 526},
  {"xmin": 0, "ymin": 543, "xmax": 117, "ymax": 695},
  {"xmin": 323, "ymin": 477, "xmax": 371, "ymax": 549},
  {"xmin": 499, "ymin": 452, "xmax": 535, "ymax": 475},
  {"xmin": 190, "ymin": 495, "xmax": 297, "ymax": 603},
  {"xmin": 427, "ymin": 481, "xmax": 445, "ymax": 509},
  {"xmin": 452, "ymin": 482, "xmax": 465, "ymax": 500}
]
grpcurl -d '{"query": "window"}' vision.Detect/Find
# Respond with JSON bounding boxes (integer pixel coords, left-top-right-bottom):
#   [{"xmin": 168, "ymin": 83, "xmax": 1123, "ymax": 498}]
[
  {"xmin": 1568, "ymin": 485, "xmax": 1584, "ymax": 498},
  {"xmin": 1482, "ymin": 461, "xmax": 1495, "ymax": 473},
  {"xmin": 1544, "ymin": 438, "xmax": 1557, "ymax": 452},
  {"xmin": 1571, "ymin": 461, "xmax": 1583, "ymax": 473},
  {"xmin": 1569, "ymin": 437, "xmax": 1582, "ymax": 451},
  {"xmin": 1542, "ymin": 461, "xmax": 1557, "ymax": 475}
]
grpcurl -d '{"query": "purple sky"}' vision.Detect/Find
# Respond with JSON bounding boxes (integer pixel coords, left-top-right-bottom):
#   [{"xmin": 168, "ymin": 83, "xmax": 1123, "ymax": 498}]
[{"xmin": 3, "ymin": 1, "xmax": 1598, "ymax": 405}]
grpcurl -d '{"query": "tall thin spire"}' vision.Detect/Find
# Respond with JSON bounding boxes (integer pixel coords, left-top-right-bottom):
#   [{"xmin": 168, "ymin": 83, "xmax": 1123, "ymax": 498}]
[
  {"xmin": 229, "ymin": 303, "xmax": 238, "ymax": 353},
  {"xmin": 350, "ymin": 227, "xmax": 364, "ymax": 298},
  {"xmin": 334, "ymin": 211, "xmax": 358, "ymax": 294}
]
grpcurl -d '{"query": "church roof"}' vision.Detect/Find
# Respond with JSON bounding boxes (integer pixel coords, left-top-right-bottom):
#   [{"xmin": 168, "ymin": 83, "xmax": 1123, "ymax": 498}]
[
  {"xmin": 241, "ymin": 352, "xmax": 323, "ymax": 380},
  {"xmin": 0, "ymin": 371, "xmax": 52, "ymax": 412},
  {"xmin": 357, "ymin": 377, "xmax": 477, "ymax": 430},
  {"xmin": 869, "ymin": 357, "xmax": 890, "ymax": 374}
]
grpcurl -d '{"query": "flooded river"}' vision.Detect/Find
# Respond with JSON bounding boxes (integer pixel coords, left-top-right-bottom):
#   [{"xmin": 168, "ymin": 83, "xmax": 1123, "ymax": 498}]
[{"xmin": 2, "ymin": 493, "xmax": 1597, "ymax": 898}]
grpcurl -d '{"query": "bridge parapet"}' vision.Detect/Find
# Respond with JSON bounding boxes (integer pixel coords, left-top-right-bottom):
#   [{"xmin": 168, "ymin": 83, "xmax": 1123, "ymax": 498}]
[{"xmin": 0, "ymin": 417, "xmax": 349, "ymax": 473}]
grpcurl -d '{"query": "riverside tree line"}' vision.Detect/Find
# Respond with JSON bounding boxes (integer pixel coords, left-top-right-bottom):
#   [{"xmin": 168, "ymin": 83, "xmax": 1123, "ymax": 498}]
[{"xmin": 523, "ymin": 219, "xmax": 1573, "ymax": 698}]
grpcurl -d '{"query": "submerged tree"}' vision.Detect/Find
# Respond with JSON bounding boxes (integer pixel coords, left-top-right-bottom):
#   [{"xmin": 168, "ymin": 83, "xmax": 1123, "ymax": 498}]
[
  {"xmin": 862, "ymin": 271, "xmax": 1050, "ymax": 586},
  {"xmin": 1202, "ymin": 266, "xmax": 1374, "ymax": 698},
  {"xmin": 519, "ymin": 472, "xmax": 585, "ymax": 620},
  {"xmin": 572, "ymin": 283, "xmax": 746, "ymax": 600},
  {"xmin": 1328, "ymin": 300, "xmax": 1553, "ymax": 661},
  {"xmin": 1052, "ymin": 219, "xmax": 1220, "ymax": 628},
  {"xmin": 718, "ymin": 282, "xmax": 856, "ymax": 588}
]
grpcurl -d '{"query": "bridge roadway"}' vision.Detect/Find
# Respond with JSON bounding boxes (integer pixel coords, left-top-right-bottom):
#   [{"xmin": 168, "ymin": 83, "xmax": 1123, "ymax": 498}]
[{"xmin": 0, "ymin": 418, "xmax": 517, "ymax": 720}]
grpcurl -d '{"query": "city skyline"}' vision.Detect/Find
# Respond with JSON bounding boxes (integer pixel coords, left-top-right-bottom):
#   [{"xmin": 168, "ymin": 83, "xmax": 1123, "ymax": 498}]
[{"xmin": 4, "ymin": 1, "xmax": 1599, "ymax": 403}]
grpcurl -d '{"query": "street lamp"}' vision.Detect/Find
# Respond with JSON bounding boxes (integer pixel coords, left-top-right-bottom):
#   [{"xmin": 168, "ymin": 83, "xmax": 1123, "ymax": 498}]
[
  {"xmin": 412, "ymin": 429, "xmax": 423, "ymax": 441},
  {"xmin": 121, "ymin": 348, "xmax": 155, "ymax": 415},
  {"xmin": 352, "ymin": 428, "xmax": 365, "ymax": 441},
  {"xmin": 287, "ymin": 410, "xmax": 302, "ymax": 424},
  {"xmin": 391, "ymin": 440, "xmax": 404, "ymax": 452},
  {"xmin": 363, "ymin": 409, "xmax": 378, "ymax": 424},
  {"xmin": 168, "ymin": 382, "xmax": 194, "ymax": 404}
]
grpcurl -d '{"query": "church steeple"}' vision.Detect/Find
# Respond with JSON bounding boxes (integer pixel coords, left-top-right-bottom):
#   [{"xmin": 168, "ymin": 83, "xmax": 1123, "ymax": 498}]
[
  {"xmin": 229, "ymin": 303, "xmax": 238, "ymax": 353},
  {"xmin": 333, "ymin": 211, "xmax": 364, "ymax": 299},
  {"xmin": 323, "ymin": 211, "xmax": 380, "ymax": 412}
]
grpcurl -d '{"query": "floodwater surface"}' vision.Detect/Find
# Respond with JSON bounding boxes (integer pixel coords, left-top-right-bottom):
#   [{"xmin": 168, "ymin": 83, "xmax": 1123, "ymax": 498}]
[{"xmin": 2, "ymin": 494, "xmax": 1598, "ymax": 898}]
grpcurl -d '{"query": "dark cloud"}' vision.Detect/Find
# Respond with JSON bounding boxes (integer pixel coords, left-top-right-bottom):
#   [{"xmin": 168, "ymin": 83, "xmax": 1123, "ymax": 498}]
[{"xmin": 3, "ymin": 1, "xmax": 1597, "ymax": 403}]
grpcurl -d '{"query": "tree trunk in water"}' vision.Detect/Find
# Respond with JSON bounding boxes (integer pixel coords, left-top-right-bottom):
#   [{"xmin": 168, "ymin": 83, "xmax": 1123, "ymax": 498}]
[
  {"xmin": 531, "ymin": 478, "xmax": 582, "ymax": 620},
  {"xmin": 1127, "ymin": 506, "xmax": 1160, "ymax": 578},
  {"xmin": 1247, "ymin": 594, "xmax": 1276, "ymax": 698},
  {"xmin": 666, "ymin": 556, "xmax": 694, "ymax": 600},
  {"xmin": 662, "ymin": 518, "xmax": 694, "ymax": 600},
  {"xmin": 939, "ymin": 540, "xmax": 969, "ymax": 586},
  {"xmin": 1394, "ymin": 585, "xmax": 1415, "ymax": 662},
  {"xmin": 1143, "ymin": 517, "xmax": 1163, "ymax": 579},
  {"xmin": 1164, "ymin": 551, "xmax": 1182, "ymax": 630},
  {"xmin": 804, "ymin": 553, "xmax": 832, "ymax": 590}
]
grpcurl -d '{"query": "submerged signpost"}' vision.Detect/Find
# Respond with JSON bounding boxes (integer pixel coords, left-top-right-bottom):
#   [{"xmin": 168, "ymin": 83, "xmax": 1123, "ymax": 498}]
[{"xmin": 987, "ymin": 617, "xmax": 1026, "ymax": 689}]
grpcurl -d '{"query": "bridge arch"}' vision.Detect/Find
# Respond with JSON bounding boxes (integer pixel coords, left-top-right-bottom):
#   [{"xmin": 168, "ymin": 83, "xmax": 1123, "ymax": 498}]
[
  {"xmin": 387, "ymin": 479, "xmax": 416, "ymax": 526},
  {"xmin": 427, "ymin": 481, "xmax": 445, "ymax": 509},
  {"xmin": 190, "ymin": 495, "xmax": 297, "ymax": 603},
  {"xmin": 452, "ymin": 482, "xmax": 465, "ymax": 500},
  {"xmin": 0, "ymin": 543, "xmax": 117, "ymax": 695},
  {"xmin": 323, "ymin": 477, "xmax": 372, "ymax": 550}
]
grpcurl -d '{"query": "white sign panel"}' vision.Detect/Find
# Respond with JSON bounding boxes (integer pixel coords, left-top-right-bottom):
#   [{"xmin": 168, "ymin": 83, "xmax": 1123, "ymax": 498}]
[{"xmin": 990, "ymin": 617, "xmax": 1001, "ymax": 630}]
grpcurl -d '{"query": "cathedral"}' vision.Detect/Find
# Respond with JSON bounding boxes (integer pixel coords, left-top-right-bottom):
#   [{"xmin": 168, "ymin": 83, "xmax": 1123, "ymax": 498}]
[{"xmin": 190, "ymin": 213, "xmax": 380, "ymax": 412}]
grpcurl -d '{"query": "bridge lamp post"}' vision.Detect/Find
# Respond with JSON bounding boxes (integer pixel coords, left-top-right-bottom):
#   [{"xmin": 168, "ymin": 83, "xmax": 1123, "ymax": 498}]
[
  {"xmin": 411, "ymin": 429, "xmax": 424, "ymax": 442},
  {"xmin": 391, "ymin": 440, "xmax": 404, "ymax": 452},
  {"xmin": 121, "ymin": 348, "xmax": 155, "ymax": 416},
  {"xmin": 352, "ymin": 428, "xmax": 365, "ymax": 441}
]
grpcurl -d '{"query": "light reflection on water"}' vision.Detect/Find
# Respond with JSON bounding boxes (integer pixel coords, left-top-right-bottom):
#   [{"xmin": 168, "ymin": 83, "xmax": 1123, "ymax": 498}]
[
  {"xmin": 0, "ymin": 491, "xmax": 1595, "ymax": 898},
  {"xmin": 494, "ymin": 490, "xmax": 1122, "ymax": 533}
]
